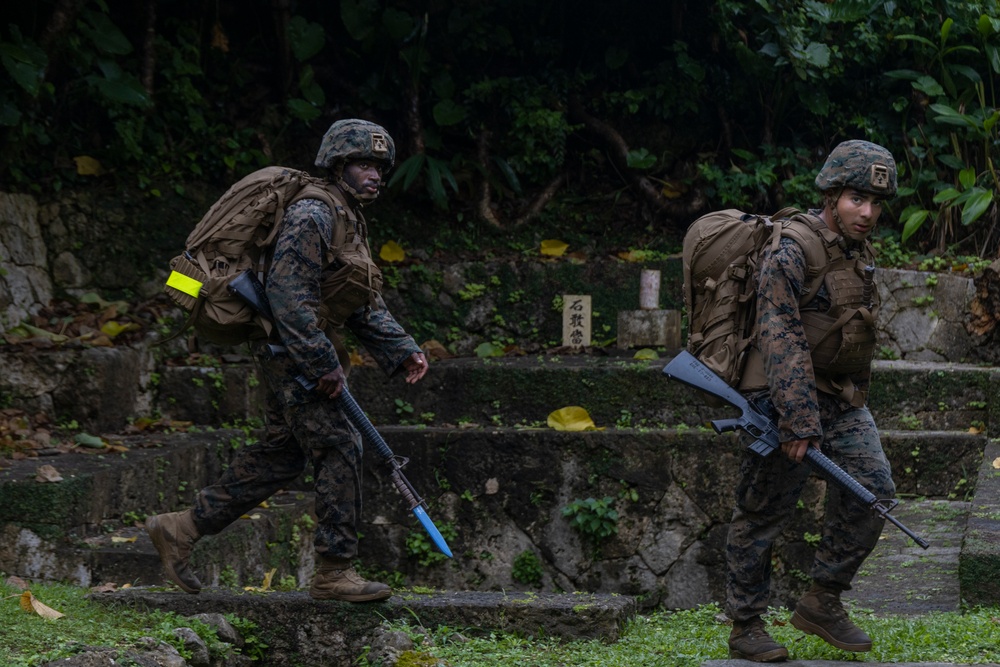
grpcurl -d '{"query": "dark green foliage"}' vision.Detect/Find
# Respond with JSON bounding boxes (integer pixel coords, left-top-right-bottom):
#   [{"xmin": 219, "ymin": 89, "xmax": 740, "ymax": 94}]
[{"xmin": 2, "ymin": 0, "xmax": 1000, "ymax": 257}]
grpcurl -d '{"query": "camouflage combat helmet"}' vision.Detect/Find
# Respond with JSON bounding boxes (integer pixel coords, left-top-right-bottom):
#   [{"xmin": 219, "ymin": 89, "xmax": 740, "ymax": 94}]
[
  {"xmin": 315, "ymin": 119, "xmax": 395, "ymax": 170},
  {"xmin": 815, "ymin": 139, "xmax": 896, "ymax": 197}
]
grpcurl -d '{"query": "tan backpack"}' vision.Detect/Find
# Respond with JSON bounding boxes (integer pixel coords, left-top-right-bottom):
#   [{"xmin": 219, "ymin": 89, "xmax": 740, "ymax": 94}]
[
  {"xmin": 682, "ymin": 207, "xmax": 834, "ymax": 389},
  {"xmin": 163, "ymin": 166, "xmax": 346, "ymax": 345}
]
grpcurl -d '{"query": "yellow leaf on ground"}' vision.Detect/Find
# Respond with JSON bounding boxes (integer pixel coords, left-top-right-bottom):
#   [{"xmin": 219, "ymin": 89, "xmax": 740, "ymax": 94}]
[
  {"xmin": 379, "ymin": 240, "xmax": 406, "ymax": 263},
  {"xmin": 111, "ymin": 536, "xmax": 137, "ymax": 543},
  {"xmin": 993, "ymin": 457, "xmax": 1000, "ymax": 469},
  {"xmin": 261, "ymin": 568, "xmax": 276, "ymax": 590},
  {"xmin": 547, "ymin": 406, "xmax": 602, "ymax": 432},
  {"xmin": 20, "ymin": 591, "xmax": 65, "ymax": 619},
  {"xmin": 633, "ymin": 348, "xmax": 659, "ymax": 360},
  {"xmin": 73, "ymin": 155, "xmax": 103, "ymax": 176},
  {"xmin": 540, "ymin": 239, "xmax": 569, "ymax": 257},
  {"xmin": 100, "ymin": 321, "xmax": 141, "ymax": 338}
]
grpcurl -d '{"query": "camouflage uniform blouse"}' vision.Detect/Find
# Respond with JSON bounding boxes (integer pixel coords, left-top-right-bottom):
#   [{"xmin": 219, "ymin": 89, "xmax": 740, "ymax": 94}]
[
  {"xmin": 266, "ymin": 197, "xmax": 420, "ymax": 383},
  {"xmin": 756, "ymin": 221, "xmax": 870, "ymax": 443}
]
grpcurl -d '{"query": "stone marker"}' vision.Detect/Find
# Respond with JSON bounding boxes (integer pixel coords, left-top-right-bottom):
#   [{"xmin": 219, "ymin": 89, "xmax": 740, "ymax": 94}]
[
  {"xmin": 562, "ymin": 294, "xmax": 591, "ymax": 348},
  {"xmin": 617, "ymin": 269, "xmax": 682, "ymax": 349}
]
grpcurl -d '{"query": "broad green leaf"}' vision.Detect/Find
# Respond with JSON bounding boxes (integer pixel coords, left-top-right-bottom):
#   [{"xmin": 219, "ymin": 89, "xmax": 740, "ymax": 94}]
[
  {"xmin": 901, "ymin": 209, "xmax": 929, "ymax": 242},
  {"xmin": 939, "ymin": 17, "xmax": 954, "ymax": 47},
  {"xmin": 340, "ymin": 0, "xmax": 377, "ymax": 41},
  {"xmin": 932, "ymin": 187, "xmax": 961, "ymax": 204},
  {"xmin": 0, "ymin": 39, "xmax": 48, "ymax": 96},
  {"xmin": 388, "ymin": 153, "xmax": 426, "ymax": 191},
  {"xmin": 958, "ymin": 167, "xmax": 977, "ymax": 190},
  {"xmin": 288, "ymin": 16, "xmax": 325, "ymax": 61},
  {"xmin": 802, "ymin": 42, "xmax": 830, "ymax": 68},
  {"xmin": 605, "ymin": 46, "xmax": 628, "ymax": 70},
  {"xmin": 80, "ymin": 10, "xmax": 133, "ymax": 55},
  {"xmin": 432, "ymin": 99, "xmax": 467, "ymax": 127},
  {"xmin": 74, "ymin": 433, "xmax": 106, "ymax": 449},
  {"xmin": 961, "ymin": 188, "xmax": 993, "ymax": 226},
  {"xmin": 492, "ymin": 156, "xmax": 522, "ymax": 195},
  {"xmin": 912, "ymin": 76, "xmax": 945, "ymax": 97},
  {"xmin": 382, "ymin": 7, "xmax": 418, "ymax": 42},
  {"xmin": 287, "ymin": 99, "xmax": 320, "ymax": 121},
  {"xmin": 626, "ymin": 148, "xmax": 657, "ymax": 170}
]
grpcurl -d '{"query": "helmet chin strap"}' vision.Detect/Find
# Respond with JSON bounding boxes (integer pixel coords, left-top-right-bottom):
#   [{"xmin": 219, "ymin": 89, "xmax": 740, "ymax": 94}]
[{"xmin": 334, "ymin": 163, "xmax": 380, "ymax": 204}]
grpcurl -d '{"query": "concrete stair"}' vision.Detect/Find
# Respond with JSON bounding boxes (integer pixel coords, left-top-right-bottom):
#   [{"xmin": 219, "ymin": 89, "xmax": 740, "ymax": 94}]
[{"xmin": 2, "ymin": 352, "xmax": 998, "ymax": 665}]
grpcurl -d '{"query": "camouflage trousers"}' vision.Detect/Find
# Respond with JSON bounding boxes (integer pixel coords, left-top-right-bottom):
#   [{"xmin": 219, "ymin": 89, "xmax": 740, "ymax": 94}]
[
  {"xmin": 725, "ymin": 395, "xmax": 895, "ymax": 622},
  {"xmin": 192, "ymin": 343, "xmax": 364, "ymax": 560}
]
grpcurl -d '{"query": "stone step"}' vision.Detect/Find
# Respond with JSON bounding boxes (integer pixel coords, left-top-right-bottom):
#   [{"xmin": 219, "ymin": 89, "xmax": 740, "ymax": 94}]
[
  {"xmin": 2, "ymin": 426, "xmax": 991, "ymax": 608},
  {"xmin": 153, "ymin": 355, "xmax": 999, "ymax": 434},
  {"xmin": 91, "ymin": 587, "xmax": 638, "ymax": 666},
  {"xmin": 845, "ymin": 499, "xmax": 968, "ymax": 615},
  {"xmin": 960, "ymin": 440, "xmax": 1000, "ymax": 606}
]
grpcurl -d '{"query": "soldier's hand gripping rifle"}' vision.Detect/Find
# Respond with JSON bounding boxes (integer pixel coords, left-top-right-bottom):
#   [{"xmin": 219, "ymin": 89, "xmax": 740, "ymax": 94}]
[
  {"xmin": 227, "ymin": 270, "xmax": 453, "ymax": 558},
  {"xmin": 663, "ymin": 350, "xmax": 929, "ymax": 550}
]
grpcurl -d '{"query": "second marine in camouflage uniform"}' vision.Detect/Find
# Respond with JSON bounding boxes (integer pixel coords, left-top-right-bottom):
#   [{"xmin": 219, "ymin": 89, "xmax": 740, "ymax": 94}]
[
  {"xmin": 147, "ymin": 119, "xmax": 428, "ymax": 603},
  {"xmin": 725, "ymin": 140, "xmax": 899, "ymax": 661}
]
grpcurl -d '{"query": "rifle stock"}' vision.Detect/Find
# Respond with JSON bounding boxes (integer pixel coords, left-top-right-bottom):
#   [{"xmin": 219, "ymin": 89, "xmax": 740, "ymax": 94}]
[{"xmin": 664, "ymin": 351, "xmax": 929, "ymax": 550}]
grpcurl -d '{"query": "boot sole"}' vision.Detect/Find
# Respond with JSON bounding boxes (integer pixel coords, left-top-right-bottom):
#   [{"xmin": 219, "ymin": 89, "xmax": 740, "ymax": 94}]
[
  {"xmin": 728, "ymin": 647, "xmax": 789, "ymax": 662},
  {"xmin": 145, "ymin": 516, "xmax": 201, "ymax": 595},
  {"xmin": 309, "ymin": 589, "xmax": 392, "ymax": 602},
  {"xmin": 790, "ymin": 611, "xmax": 872, "ymax": 652}
]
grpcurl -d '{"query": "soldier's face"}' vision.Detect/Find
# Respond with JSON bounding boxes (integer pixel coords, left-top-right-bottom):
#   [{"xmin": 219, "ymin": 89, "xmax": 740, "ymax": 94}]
[
  {"xmin": 342, "ymin": 160, "xmax": 383, "ymax": 198},
  {"xmin": 835, "ymin": 188, "xmax": 882, "ymax": 240}
]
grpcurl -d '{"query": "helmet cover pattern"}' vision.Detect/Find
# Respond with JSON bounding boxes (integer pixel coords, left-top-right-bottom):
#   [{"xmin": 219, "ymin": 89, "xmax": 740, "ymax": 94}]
[
  {"xmin": 815, "ymin": 140, "xmax": 896, "ymax": 197},
  {"xmin": 315, "ymin": 119, "xmax": 395, "ymax": 170}
]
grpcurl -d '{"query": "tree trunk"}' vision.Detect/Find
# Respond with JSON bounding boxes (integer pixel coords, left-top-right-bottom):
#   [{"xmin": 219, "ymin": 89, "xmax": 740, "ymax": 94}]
[{"xmin": 140, "ymin": 0, "xmax": 158, "ymax": 97}]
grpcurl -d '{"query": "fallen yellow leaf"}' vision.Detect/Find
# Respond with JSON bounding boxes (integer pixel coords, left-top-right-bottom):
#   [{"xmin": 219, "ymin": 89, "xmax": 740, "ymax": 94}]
[
  {"xmin": 993, "ymin": 457, "xmax": 1000, "ymax": 470},
  {"xmin": 73, "ymin": 155, "xmax": 103, "ymax": 176},
  {"xmin": 111, "ymin": 536, "xmax": 137, "ymax": 543},
  {"xmin": 633, "ymin": 348, "xmax": 659, "ymax": 360},
  {"xmin": 547, "ymin": 406, "xmax": 602, "ymax": 432},
  {"xmin": 243, "ymin": 567, "xmax": 278, "ymax": 592},
  {"xmin": 20, "ymin": 591, "xmax": 65, "ymax": 619},
  {"xmin": 100, "ymin": 321, "xmax": 141, "ymax": 338},
  {"xmin": 540, "ymin": 239, "xmax": 569, "ymax": 257},
  {"xmin": 379, "ymin": 240, "xmax": 406, "ymax": 263}
]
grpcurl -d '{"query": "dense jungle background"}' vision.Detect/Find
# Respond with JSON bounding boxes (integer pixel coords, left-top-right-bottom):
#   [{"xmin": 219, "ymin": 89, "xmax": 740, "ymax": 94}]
[{"xmin": 3, "ymin": 0, "xmax": 1000, "ymax": 289}]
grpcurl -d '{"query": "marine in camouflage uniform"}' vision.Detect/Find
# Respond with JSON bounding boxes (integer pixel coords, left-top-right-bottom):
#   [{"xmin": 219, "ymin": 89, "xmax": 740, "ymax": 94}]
[
  {"xmin": 146, "ymin": 119, "xmax": 428, "ymax": 603},
  {"xmin": 725, "ymin": 140, "xmax": 898, "ymax": 661}
]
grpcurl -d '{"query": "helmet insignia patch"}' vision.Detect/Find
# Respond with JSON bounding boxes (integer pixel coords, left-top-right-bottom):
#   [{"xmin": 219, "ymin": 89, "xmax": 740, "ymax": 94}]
[
  {"xmin": 371, "ymin": 133, "xmax": 389, "ymax": 157},
  {"xmin": 869, "ymin": 164, "xmax": 890, "ymax": 191}
]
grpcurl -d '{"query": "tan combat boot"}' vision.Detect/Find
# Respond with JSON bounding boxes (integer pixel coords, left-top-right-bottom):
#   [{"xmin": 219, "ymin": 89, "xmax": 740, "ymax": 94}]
[
  {"xmin": 728, "ymin": 616, "xmax": 789, "ymax": 662},
  {"xmin": 309, "ymin": 557, "xmax": 391, "ymax": 602},
  {"xmin": 791, "ymin": 583, "xmax": 872, "ymax": 652},
  {"xmin": 145, "ymin": 510, "xmax": 203, "ymax": 594}
]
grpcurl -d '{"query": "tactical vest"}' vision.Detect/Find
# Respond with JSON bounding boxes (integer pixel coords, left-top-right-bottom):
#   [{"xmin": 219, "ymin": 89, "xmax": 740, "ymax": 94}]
[
  {"xmin": 314, "ymin": 188, "xmax": 384, "ymax": 331},
  {"xmin": 740, "ymin": 213, "xmax": 879, "ymax": 407}
]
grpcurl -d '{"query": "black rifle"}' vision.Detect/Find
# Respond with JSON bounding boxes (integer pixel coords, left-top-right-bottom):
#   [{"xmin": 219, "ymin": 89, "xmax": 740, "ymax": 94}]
[
  {"xmin": 228, "ymin": 269, "xmax": 453, "ymax": 558},
  {"xmin": 663, "ymin": 350, "xmax": 929, "ymax": 549}
]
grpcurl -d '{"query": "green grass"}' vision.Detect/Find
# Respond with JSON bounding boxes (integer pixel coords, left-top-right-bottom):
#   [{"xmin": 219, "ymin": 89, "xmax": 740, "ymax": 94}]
[
  {"xmin": 0, "ymin": 580, "xmax": 254, "ymax": 666},
  {"xmin": 2, "ymin": 581, "xmax": 999, "ymax": 666},
  {"xmin": 393, "ymin": 603, "xmax": 1000, "ymax": 666}
]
